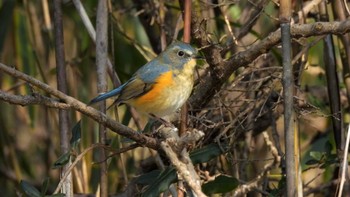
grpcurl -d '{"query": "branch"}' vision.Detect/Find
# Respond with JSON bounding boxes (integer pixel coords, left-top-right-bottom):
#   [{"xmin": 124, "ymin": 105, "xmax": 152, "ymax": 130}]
[
  {"xmin": 96, "ymin": 0, "xmax": 109, "ymax": 196},
  {"xmin": 233, "ymin": 132, "xmax": 281, "ymax": 196},
  {"xmin": 158, "ymin": 126, "xmax": 205, "ymax": 196},
  {"xmin": 0, "ymin": 90, "xmax": 70, "ymax": 109},
  {"xmin": 2, "ymin": 20, "xmax": 350, "ymax": 151},
  {"xmin": 161, "ymin": 140, "xmax": 205, "ymax": 197},
  {"xmin": 337, "ymin": 124, "xmax": 350, "ymax": 197},
  {"xmin": 72, "ymin": 0, "xmax": 120, "ymax": 87},
  {"xmin": 0, "ymin": 63, "xmax": 159, "ymax": 150},
  {"xmin": 190, "ymin": 20, "xmax": 350, "ymax": 110},
  {"xmin": 53, "ymin": 0, "xmax": 73, "ymax": 194}
]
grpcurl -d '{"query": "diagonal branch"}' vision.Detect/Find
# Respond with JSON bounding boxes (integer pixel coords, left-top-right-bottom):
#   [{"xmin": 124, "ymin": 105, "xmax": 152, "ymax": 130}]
[
  {"xmin": 190, "ymin": 20, "xmax": 350, "ymax": 110},
  {"xmin": 1, "ymin": 21, "xmax": 350, "ymax": 151},
  {"xmin": 0, "ymin": 63, "xmax": 159, "ymax": 150},
  {"xmin": 0, "ymin": 90, "xmax": 70, "ymax": 109}
]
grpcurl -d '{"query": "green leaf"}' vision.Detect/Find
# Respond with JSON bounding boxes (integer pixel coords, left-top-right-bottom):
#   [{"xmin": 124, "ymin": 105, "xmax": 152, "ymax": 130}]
[
  {"xmin": 70, "ymin": 120, "xmax": 81, "ymax": 149},
  {"xmin": 140, "ymin": 143, "xmax": 228, "ymax": 197},
  {"xmin": 53, "ymin": 152, "xmax": 71, "ymax": 169},
  {"xmin": 320, "ymin": 161, "xmax": 333, "ymax": 169},
  {"xmin": 13, "ymin": 6, "xmax": 37, "ymax": 128},
  {"xmin": 20, "ymin": 180, "xmax": 41, "ymax": 197},
  {"xmin": 190, "ymin": 143, "xmax": 228, "ymax": 164},
  {"xmin": 141, "ymin": 120, "xmax": 155, "ymax": 133},
  {"xmin": 121, "ymin": 107, "xmax": 133, "ymax": 126},
  {"xmin": 310, "ymin": 151, "xmax": 323, "ymax": 161},
  {"xmin": 41, "ymin": 177, "xmax": 50, "ymax": 196},
  {"xmin": 135, "ymin": 170, "xmax": 161, "ymax": 185},
  {"xmin": 202, "ymin": 175, "xmax": 239, "ymax": 195},
  {"xmin": 305, "ymin": 159, "xmax": 319, "ymax": 165},
  {"xmin": 327, "ymin": 154, "xmax": 338, "ymax": 162},
  {"xmin": 0, "ymin": 0, "xmax": 15, "ymax": 53},
  {"xmin": 325, "ymin": 141, "xmax": 333, "ymax": 155},
  {"xmin": 45, "ymin": 194, "xmax": 65, "ymax": 197},
  {"xmin": 323, "ymin": 154, "xmax": 338, "ymax": 167},
  {"xmin": 142, "ymin": 167, "xmax": 177, "ymax": 197}
]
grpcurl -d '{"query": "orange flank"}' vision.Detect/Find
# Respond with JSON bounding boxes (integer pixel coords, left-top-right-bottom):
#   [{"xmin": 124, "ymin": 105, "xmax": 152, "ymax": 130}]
[
  {"xmin": 134, "ymin": 71, "xmax": 173, "ymax": 105},
  {"xmin": 126, "ymin": 66, "xmax": 194, "ymax": 117}
]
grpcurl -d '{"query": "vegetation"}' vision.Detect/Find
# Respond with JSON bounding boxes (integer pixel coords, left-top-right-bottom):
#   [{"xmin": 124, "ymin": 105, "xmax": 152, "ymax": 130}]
[{"xmin": 0, "ymin": 0, "xmax": 349, "ymax": 196}]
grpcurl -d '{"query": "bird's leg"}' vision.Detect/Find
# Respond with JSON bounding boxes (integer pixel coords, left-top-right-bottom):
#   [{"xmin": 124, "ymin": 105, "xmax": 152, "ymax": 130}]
[{"xmin": 149, "ymin": 113, "xmax": 175, "ymax": 128}]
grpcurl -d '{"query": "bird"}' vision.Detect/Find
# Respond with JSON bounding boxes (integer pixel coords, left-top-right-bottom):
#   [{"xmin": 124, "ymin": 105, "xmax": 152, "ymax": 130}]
[{"xmin": 90, "ymin": 40, "xmax": 200, "ymax": 120}]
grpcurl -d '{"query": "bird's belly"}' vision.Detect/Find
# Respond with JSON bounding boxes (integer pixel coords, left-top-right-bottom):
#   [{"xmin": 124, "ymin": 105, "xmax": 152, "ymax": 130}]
[{"xmin": 128, "ymin": 71, "xmax": 194, "ymax": 117}]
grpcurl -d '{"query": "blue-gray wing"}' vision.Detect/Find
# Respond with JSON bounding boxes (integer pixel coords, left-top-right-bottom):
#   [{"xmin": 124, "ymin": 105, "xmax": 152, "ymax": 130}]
[
  {"xmin": 90, "ymin": 58, "xmax": 171, "ymax": 104},
  {"xmin": 134, "ymin": 57, "xmax": 171, "ymax": 83},
  {"xmin": 116, "ymin": 59, "xmax": 171, "ymax": 101},
  {"xmin": 89, "ymin": 83, "xmax": 127, "ymax": 104}
]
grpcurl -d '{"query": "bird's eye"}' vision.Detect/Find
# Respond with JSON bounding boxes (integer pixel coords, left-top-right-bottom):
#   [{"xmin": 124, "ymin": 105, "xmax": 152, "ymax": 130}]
[{"xmin": 177, "ymin": 50, "xmax": 185, "ymax": 57}]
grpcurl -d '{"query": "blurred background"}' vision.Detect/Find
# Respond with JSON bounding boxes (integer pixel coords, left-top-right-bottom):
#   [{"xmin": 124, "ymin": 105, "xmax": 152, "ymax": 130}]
[{"xmin": 0, "ymin": 0, "xmax": 349, "ymax": 196}]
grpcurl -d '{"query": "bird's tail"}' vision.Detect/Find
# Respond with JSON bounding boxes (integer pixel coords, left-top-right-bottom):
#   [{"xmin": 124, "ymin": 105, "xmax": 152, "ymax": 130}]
[{"xmin": 89, "ymin": 85, "xmax": 124, "ymax": 104}]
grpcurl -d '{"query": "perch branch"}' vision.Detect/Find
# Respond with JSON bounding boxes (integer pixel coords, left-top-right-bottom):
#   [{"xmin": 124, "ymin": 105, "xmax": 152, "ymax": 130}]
[
  {"xmin": 0, "ymin": 90, "xmax": 70, "ymax": 109},
  {"xmin": 161, "ymin": 140, "xmax": 206, "ymax": 197},
  {"xmin": 1, "ymin": 21, "xmax": 350, "ymax": 151},
  {"xmin": 0, "ymin": 63, "xmax": 159, "ymax": 150}
]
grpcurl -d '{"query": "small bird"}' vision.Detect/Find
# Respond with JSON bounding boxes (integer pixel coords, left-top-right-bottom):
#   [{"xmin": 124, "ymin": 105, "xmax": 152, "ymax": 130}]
[{"xmin": 90, "ymin": 41, "xmax": 200, "ymax": 119}]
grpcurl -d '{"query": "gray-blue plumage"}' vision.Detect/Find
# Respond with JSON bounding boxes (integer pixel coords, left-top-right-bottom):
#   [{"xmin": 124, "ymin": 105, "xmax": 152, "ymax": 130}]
[{"xmin": 89, "ymin": 41, "xmax": 198, "ymax": 114}]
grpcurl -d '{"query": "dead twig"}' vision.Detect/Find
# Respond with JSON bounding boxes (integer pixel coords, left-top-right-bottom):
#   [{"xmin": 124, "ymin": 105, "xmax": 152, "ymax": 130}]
[{"xmin": 233, "ymin": 131, "xmax": 281, "ymax": 196}]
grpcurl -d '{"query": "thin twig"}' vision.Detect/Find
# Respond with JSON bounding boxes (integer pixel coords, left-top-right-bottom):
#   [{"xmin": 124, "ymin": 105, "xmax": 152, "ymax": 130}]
[
  {"xmin": 344, "ymin": 0, "xmax": 350, "ymax": 15},
  {"xmin": 233, "ymin": 131, "xmax": 280, "ymax": 196},
  {"xmin": 295, "ymin": 0, "xmax": 324, "ymax": 24},
  {"xmin": 0, "ymin": 63, "xmax": 160, "ymax": 149},
  {"xmin": 72, "ymin": 0, "xmax": 120, "ymax": 87},
  {"xmin": 54, "ymin": 143, "xmax": 114, "ymax": 194},
  {"xmin": 191, "ymin": 19, "xmax": 350, "ymax": 110},
  {"xmin": 0, "ymin": 90, "xmax": 70, "ymax": 109},
  {"xmin": 337, "ymin": 124, "xmax": 350, "ymax": 197},
  {"xmin": 280, "ymin": 0, "xmax": 298, "ymax": 195},
  {"xmin": 179, "ymin": 0, "xmax": 192, "ymax": 138},
  {"xmin": 53, "ymin": 0, "xmax": 72, "ymax": 195},
  {"xmin": 2, "ymin": 21, "xmax": 350, "ymax": 150}
]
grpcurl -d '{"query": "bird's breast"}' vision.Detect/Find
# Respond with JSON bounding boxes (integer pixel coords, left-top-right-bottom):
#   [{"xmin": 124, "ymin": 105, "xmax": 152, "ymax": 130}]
[{"xmin": 128, "ymin": 61, "xmax": 195, "ymax": 117}]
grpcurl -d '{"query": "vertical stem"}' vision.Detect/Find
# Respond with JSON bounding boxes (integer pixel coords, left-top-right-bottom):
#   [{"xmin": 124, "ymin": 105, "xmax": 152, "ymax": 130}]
[
  {"xmin": 330, "ymin": 1, "xmax": 349, "ymax": 195},
  {"xmin": 280, "ymin": 0, "xmax": 296, "ymax": 196},
  {"xmin": 178, "ymin": 1, "xmax": 192, "ymax": 196},
  {"xmin": 332, "ymin": 0, "xmax": 348, "ymax": 151},
  {"xmin": 338, "ymin": 125, "xmax": 350, "ymax": 197},
  {"xmin": 179, "ymin": 0, "xmax": 191, "ymax": 137},
  {"xmin": 183, "ymin": 0, "xmax": 191, "ymax": 43},
  {"xmin": 159, "ymin": 0, "xmax": 167, "ymax": 50},
  {"xmin": 96, "ymin": 0, "xmax": 108, "ymax": 196},
  {"xmin": 320, "ymin": 1, "xmax": 343, "ymax": 162},
  {"xmin": 281, "ymin": 22, "xmax": 296, "ymax": 197},
  {"xmin": 53, "ymin": 0, "xmax": 72, "ymax": 196},
  {"xmin": 72, "ymin": 0, "xmax": 120, "ymax": 87}
]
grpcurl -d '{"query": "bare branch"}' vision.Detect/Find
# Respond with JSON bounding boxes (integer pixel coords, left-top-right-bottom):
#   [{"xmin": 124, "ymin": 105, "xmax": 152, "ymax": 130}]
[
  {"xmin": 53, "ymin": 0, "xmax": 72, "ymax": 194},
  {"xmin": 0, "ymin": 63, "xmax": 159, "ymax": 150},
  {"xmin": 337, "ymin": 125, "xmax": 350, "ymax": 197},
  {"xmin": 161, "ymin": 139, "xmax": 206, "ymax": 197},
  {"xmin": 233, "ymin": 132, "xmax": 281, "ymax": 196},
  {"xmin": 54, "ymin": 143, "xmax": 140, "ymax": 194},
  {"xmin": 191, "ymin": 20, "xmax": 350, "ymax": 110},
  {"xmin": 72, "ymin": 0, "xmax": 120, "ymax": 87},
  {"xmin": 0, "ymin": 90, "xmax": 70, "ymax": 109}
]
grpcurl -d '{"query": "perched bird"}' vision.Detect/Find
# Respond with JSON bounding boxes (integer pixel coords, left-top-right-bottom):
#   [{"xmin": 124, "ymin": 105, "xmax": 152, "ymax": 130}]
[{"xmin": 90, "ymin": 41, "xmax": 200, "ymax": 119}]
